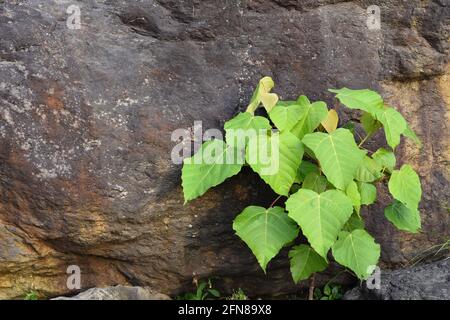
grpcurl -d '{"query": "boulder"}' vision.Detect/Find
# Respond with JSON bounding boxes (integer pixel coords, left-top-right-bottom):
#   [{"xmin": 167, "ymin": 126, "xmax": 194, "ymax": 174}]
[
  {"xmin": 343, "ymin": 258, "xmax": 450, "ymax": 300},
  {"xmin": 52, "ymin": 285, "xmax": 171, "ymax": 300},
  {"xmin": 0, "ymin": 0, "xmax": 448, "ymax": 298}
]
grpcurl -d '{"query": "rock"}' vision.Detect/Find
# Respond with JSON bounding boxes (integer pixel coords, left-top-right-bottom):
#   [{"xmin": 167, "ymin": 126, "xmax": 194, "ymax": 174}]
[
  {"xmin": 343, "ymin": 259, "xmax": 450, "ymax": 300},
  {"xmin": 52, "ymin": 285, "xmax": 171, "ymax": 300},
  {"xmin": 0, "ymin": 0, "xmax": 449, "ymax": 298}
]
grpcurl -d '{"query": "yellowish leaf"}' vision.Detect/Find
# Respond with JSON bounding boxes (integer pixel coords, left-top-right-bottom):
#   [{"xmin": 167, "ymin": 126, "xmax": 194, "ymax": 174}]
[
  {"xmin": 260, "ymin": 93, "xmax": 278, "ymax": 112},
  {"xmin": 246, "ymin": 77, "xmax": 279, "ymax": 113},
  {"xmin": 321, "ymin": 109, "xmax": 339, "ymax": 133}
]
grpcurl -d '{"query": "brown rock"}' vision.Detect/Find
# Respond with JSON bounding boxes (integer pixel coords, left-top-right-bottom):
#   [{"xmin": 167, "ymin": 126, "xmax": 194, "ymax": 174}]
[{"xmin": 0, "ymin": 0, "xmax": 448, "ymax": 299}]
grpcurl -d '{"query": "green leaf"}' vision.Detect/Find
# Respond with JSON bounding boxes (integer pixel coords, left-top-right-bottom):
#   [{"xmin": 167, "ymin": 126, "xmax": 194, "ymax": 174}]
[
  {"xmin": 355, "ymin": 156, "xmax": 383, "ymax": 182},
  {"xmin": 343, "ymin": 213, "xmax": 365, "ymax": 231},
  {"xmin": 403, "ymin": 123, "xmax": 422, "ymax": 147},
  {"xmin": 197, "ymin": 282, "xmax": 207, "ymax": 299},
  {"xmin": 182, "ymin": 140, "xmax": 244, "ymax": 202},
  {"xmin": 224, "ymin": 112, "xmax": 271, "ymax": 149},
  {"xmin": 286, "ymin": 189, "xmax": 353, "ymax": 259},
  {"xmin": 246, "ymin": 77, "xmax": 279, "ymax": 113},
  {"xmin": 324, "ymin": 284, "xmax": 331, "ymax": 296},
  {"xmin": 374, "ymin": 107, "xmax": 407, "ymax": 149},
  {"xmin": 302, "ymin": 128, "xmax": 366, "ymax": 190},
  {"xmin": 233, "ymin": 206, "xmax": 299, "ymax": 272},
  {"xmin": 360, "ymin": 112, "xmax": 382, "ymax": 137},
  {"xmin": 246, "ymin": 131, "xmax": 304, "ymax": 196},
  {"xmin": 388, "ymin": 164, "xmax": 422, "ymax": 210},
  {"xmin": 290, "ymin": 96, "xmax": 328, "ymax": 140},
  {"xmin": 357, "ymin": 182, "xmax": 377, "ymax": 205},
  {"xmin": 295, "ymin": 160, "xmax": 320, "ymax": 183},
  {"xmin": 346, "ymin": 181, "xmax": 361, "ymax": 215},
  {"xmin": 302, "ymin": 172, "xmax": 328, "ymax": 193},
  {"xmin": 372, "ymin": 148, "xmax": 396, "ymax": 173},
  {"xmin": 276, "ymin": 100, "xmax": 298, "ymax": 107},
  {"xmin": 289, "ymin": 245, "xmax": 328, "ymax": 283},
  {"xmin": 329, "ymin": 88, "xmax": 384, "ymax": 114},
  {"xmin": 332, "ymin": 286, "xmax": 342, "ymax": 299},
  {"xmin": 385, "ymin": 200, "xmax": 421, "ymax": 233},
  {"xmin": 269, "ymin": 104, "xmax": 305, "ymax": 132},
  {"xmin": 314, "ymin": 288, "xmax": 322, "ymax": 299},
  {"xmin": 332, "ymin": 230, "xmax": 381, "ymax": 280},
  {"xmin": 208, "ymin": 289, "xmax": 221, "ymax": 298}
]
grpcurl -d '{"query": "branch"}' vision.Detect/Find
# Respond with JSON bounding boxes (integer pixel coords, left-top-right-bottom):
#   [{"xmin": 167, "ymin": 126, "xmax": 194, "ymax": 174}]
[
  {"xmin": 308, "ymin": 274, "xmax": 316, "ymax": 300},
  {"xmin": 269, "ymin": 195, "xmax": 282, "ymax": 208}
]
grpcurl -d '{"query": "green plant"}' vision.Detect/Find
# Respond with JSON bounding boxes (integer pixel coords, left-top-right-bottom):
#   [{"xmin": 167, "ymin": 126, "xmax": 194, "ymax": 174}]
[
  {"xmin": 227, "ymin": 288, "xmax": 248, "ymax": 300},
  {"xmin": 176, "ymin": 279, "xmax": 221, "ymax": 300},
  {"xmin": 24, "ymin": 290, "xmax": 39, "ymax": 300},
  {"xmin": 181, "ymin": 77, "xmax": 422, "ymax": 285},
  {"xmin": 314, "ymin": 284, "xmax": 343, "ymax": 300}
]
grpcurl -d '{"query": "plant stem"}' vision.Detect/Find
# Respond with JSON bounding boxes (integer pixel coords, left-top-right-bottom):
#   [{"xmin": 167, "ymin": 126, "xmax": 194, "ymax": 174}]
[
  {"xmin": 269, "ymin": 195, "xmax": 282, "ymax": 208},
  {"xmin": 308, "ymin": 273, "xmax": 316, "ymax": 300},
  {"xmin": 335, "ymin": 101, "xmax": 341, "ymax": 112},
  {"xmin": 354, "ymin": 130, "xmax": 364, "ymax": 141},
  {"xmin": 324, "ymin": 269, "xmax": 352, "ymax": 288},
  {"xmin": 358, "ymin": 134, "xmax": 369, "ymax": 148}
]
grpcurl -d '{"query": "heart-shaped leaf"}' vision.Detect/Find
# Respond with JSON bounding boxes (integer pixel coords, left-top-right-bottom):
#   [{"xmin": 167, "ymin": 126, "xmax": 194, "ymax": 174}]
[
  {"xmin": 224, "ymin": 112, "xmax": 271, "ymax": 149},
  {"xmin": 357, "ymin": 182, "xmax": 377, "ymax": 205},
  {"xmin": 302, "ymin": 128, "xmax": 366, "ymax": 190},
  {"xmin": 246, "ymin": 77, "xmax": 279, "ymax": 113},
  {"xmin": 290, "ymin": 96, "xmax": 328, "ymax": 140},
  {"xmin": 355, "ymin": 156, "xmax": 383, "ymax": 182},
  {"xmin": 289, "ymin": 245, "xmax": 328, "ymax": 283},
  {"xmin": 321, "ymin": 109, "xmax": 339, "ymax": 133},
  {"xmin": 269, "ymin": 104, "xmax": 305, "ymax": 132},
  {"xmin": 332, "ymin": 230, "xmax": 380, "ymax": 280},
  {"xmin": 388, "ymin": 164, "xmax": 421, "ymax": 210},
  {"xmin": 246, "ymin": 131, "xmax": 303, "ymax": 196},
  {"xmin": 329, "ymin": 88, "xmax": 384, "ymax": 114},
  {"xmin": 302, "ymin": 172, "xmax": 328, "ymax": 193},
  {"xmin": 233, "ymin": 206, "xmax": 299, "ymax": 272},
  {"xmin": 384, "ymin": 200, "xmax": 421, "ymax": 233},
  {"xmin": 372, "ymin": 148, "xmax": 396, "ymax": 173},
  {"xmin": 374, "ymin": 107, "xmax": 407, "ymax": 149},
  {"xmin": 182, "ymin": 140, "xmax": 244, "ymax": 202},
  {"xmin": 286, "ymin": 189, "xmax": 353, "ymax": 258}
]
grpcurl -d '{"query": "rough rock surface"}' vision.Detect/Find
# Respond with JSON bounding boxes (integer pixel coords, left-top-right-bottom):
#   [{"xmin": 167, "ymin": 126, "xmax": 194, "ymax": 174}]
[
  {"xmin": 343, "ymin": 258, "xmax": 450, "ymax": 300},
  {"xmin": 52, "ymin": 285, "xmax": 171, "ymax": 300},
  {"xmin": 0, "ymin": 0, "xmax": 449, "ymax": 298}
]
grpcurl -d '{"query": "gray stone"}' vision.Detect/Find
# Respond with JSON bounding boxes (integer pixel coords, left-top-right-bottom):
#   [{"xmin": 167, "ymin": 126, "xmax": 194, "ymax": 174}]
[
  {"xmin": 52, "ymin": 285, "xmax": 171, "ymax": 300},
  {"xmin": 344, "ymin": 259, "xmax": 450, "ymax": 300}
]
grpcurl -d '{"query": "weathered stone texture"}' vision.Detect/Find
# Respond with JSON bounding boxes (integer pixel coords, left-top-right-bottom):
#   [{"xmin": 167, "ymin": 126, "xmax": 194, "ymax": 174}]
[
  {"xmin": 344, "ymin": 259, "xmax": 450, "ymax": 300},
  {"xmin": 0, "ymin": 0, "xmax": 448, "ymax": 298}
]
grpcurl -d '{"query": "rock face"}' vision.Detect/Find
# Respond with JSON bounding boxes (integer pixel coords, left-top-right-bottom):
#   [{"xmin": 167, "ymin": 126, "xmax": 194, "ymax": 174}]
[
  {"xmin": 0, "ymin": 0, "xmax": 448, "ymax": 299},
  {"xmin": 343, "ymin": 259, "xmax": 450, "ymax": 300},
  {"xmin": 52, "ymin": 285, "xmax": 171, "ymax": 300}
]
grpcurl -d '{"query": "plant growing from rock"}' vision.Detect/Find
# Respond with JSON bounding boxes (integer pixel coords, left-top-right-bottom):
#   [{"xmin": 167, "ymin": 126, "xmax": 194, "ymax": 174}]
[
  {"xmin": 314, "ymin": 284, "xmax": 343, "ymax": 300},
  {"xmin": 24, "ymin": 290, "xmax": 39, "ymax": 300},
  {"xmin": 227, "ymin": 288, "xmax": 248, "ymax": 300},
  {"xmin": 176, "ymin": 278, "xmax": 221, "ymax": 300},
  {"xmin": 181, "ymin": 77, "xmax": 422, "ymax": 287}
]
